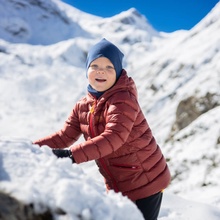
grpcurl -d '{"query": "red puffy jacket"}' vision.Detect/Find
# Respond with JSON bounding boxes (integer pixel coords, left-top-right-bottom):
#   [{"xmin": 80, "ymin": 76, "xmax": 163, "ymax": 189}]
[{"xmin": 34, "ymin": 70, "xmax": 171, "ymax": 201}]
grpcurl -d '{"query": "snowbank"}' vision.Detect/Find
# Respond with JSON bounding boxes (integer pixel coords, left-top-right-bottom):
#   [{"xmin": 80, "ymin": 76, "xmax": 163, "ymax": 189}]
[
  {"xmin": 1, "ymin": 139, "xmax": 220, "ymax": 219},
  {"xmin": 0, "ymin": 138, "xmax": 144, "ymax": 220}
]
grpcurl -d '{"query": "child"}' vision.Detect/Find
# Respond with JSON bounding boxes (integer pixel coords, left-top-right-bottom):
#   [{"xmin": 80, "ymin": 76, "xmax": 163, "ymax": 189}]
[{"xmin": 34, "ymin": 38, "xmax": 171, "ymax": 220}]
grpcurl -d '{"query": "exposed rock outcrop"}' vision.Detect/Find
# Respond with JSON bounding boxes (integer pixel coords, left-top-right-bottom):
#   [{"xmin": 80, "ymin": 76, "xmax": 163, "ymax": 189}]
[
  {"xmin": 0, "ymin": 191, "xmax": 53, "ymax": 220},
  {"xmin": 170, "ymin": 92, "xmax": 220, "ymax": 137}
]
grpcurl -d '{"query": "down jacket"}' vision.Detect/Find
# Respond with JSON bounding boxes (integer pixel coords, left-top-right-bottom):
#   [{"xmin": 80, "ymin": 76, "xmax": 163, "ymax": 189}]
[{"xmin": 34, "ymin": 70, "xmax": 171, "ymax": 201}]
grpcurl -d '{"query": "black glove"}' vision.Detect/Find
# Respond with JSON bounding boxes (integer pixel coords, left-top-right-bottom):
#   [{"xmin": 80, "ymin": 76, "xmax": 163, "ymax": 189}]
[{"xmin": 52, "ymin": 149, "xmax": 75, "ymax": 163}]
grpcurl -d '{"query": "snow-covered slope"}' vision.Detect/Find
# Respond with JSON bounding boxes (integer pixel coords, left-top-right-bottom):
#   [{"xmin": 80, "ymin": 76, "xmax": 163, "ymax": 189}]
[
  {"xmin": 0, "ymin": 0, "xmax": 220, "ymax": 218},
  {"xmin": 130, "ymin": 2, "xmax": 220, "ymax": 204},
  {"xmin": 0, "ymin": 0, "xmax": 90, "ymax": 44}
]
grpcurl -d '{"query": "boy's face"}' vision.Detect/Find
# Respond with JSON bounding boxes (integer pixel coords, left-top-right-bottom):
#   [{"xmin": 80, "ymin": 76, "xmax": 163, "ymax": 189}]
[{"xmin": 88, "ymin": 57, "xmax": 116, "ymax": 92}]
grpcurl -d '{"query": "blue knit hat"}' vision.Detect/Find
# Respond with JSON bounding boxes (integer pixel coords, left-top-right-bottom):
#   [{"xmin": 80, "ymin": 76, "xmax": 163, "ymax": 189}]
[{"xmin": 86, "ymin": 38, "xmax": 124, "ymax": 79}]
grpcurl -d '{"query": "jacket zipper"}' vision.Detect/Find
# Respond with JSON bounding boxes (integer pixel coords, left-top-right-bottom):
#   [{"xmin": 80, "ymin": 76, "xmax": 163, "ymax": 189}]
[
  {"xmin": 112, "ymin": 163, "xmax": 140, "ymax": 170},
  {"xmin": 89, "ymin": 100, "xmax": 119, "ymax": 192}
]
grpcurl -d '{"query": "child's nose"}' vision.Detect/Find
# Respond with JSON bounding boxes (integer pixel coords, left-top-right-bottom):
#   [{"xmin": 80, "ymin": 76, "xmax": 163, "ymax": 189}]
[{"xmin": 97, "ymin": 67, "xmax": 105, "ymax": 73}]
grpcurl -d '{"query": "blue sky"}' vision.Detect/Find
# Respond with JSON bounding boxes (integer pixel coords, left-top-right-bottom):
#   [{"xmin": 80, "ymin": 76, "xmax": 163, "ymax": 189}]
[{"xmin": 62, "ymin": 0, "xmax": 219, "ymax": 32}]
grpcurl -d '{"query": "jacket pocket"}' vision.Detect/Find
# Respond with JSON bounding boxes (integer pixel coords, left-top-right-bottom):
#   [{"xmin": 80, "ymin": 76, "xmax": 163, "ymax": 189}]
[{"xmin": 109, "ymin": 162, "xmax": 142, "ymax": 183}]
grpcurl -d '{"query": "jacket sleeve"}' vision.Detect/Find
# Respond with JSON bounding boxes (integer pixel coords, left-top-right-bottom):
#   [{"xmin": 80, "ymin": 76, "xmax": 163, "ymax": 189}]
[
  {"xmin": 33, "ymin": 104, "xmax": 82, "ymax": 148},
  {"xmin": 71, "ymin": 91, "xmax": 139, "ymax": 163}
]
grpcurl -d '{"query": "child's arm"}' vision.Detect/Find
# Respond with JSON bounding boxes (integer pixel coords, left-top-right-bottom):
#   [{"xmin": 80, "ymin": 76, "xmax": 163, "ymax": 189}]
[{"xmin": 33, "ymin": 105, "xmax": 82, "ymax": 149}]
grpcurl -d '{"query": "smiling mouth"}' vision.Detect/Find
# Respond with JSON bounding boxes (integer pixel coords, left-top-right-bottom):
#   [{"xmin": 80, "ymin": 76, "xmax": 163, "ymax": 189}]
[{"xmin": 96, "ymin": 78, "xmax": 106, "ymax": 82}]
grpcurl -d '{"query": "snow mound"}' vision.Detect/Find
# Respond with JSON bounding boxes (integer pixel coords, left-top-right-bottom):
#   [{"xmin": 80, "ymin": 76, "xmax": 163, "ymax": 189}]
[
  {"xmin": 0, "ymin": 139, "xmax": 144, "ymax": 220},
  {"xmin": 1, "ymin": 139, "xmax": 220, "ymax": 219}
]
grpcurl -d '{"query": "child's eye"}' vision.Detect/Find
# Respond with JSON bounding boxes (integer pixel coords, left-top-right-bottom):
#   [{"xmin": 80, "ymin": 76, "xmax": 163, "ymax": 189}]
[
  {"xmin": 106, "ymin": 66, "xmax": 114, "ymax": 70},
  {"xmin": 89, "ymin": 64, "xmax": 115, "ymax": 71},
  {"xmin": 90, "ymin": 64, "xmax": 98, "ymax": 70}
]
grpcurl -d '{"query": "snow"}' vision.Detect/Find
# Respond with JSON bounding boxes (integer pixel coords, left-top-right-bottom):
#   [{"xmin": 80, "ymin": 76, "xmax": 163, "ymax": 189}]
[
  {"xmin": 0, "ymin": 0, "xmax": 220, "ymax": 219},
  {"xmin": 1, "ymin": 139, "xmax": 220, "ymax": 220},
  {"xmin": 0, "ymin": 139, "xmax": 144, "ymax": 220}
]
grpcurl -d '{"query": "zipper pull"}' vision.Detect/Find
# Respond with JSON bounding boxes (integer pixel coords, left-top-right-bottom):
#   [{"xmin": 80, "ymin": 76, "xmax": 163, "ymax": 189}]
[{"xmin": 90, "ymin": 101, "xmax": 97, "ymax": 114}]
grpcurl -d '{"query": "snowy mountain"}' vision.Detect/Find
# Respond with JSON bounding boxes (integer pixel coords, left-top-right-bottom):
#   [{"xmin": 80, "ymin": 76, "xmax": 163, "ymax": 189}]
[
  {"xmin": 0, "ymin": 0, "xmax": 220, "ymax": 219},
  {"xmin": 0, "ymin": 0, "xmax": 90, "ymax": 44}
]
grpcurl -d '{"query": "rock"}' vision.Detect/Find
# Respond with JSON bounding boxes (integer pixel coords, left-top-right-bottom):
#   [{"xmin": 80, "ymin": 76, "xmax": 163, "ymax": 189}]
[
  {"xmin": 0, "ymin": 191, "xmax": 53, "ymax": 220},
  {"xmin": 170, "ymin": 92, "xmax": 220, "ymax": 137}
]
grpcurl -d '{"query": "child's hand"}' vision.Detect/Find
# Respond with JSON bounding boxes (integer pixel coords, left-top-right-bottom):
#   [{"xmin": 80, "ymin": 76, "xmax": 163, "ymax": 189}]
[{"xmin": 52, "ymin": 149, "xmax": 75, "ymax": 163}]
